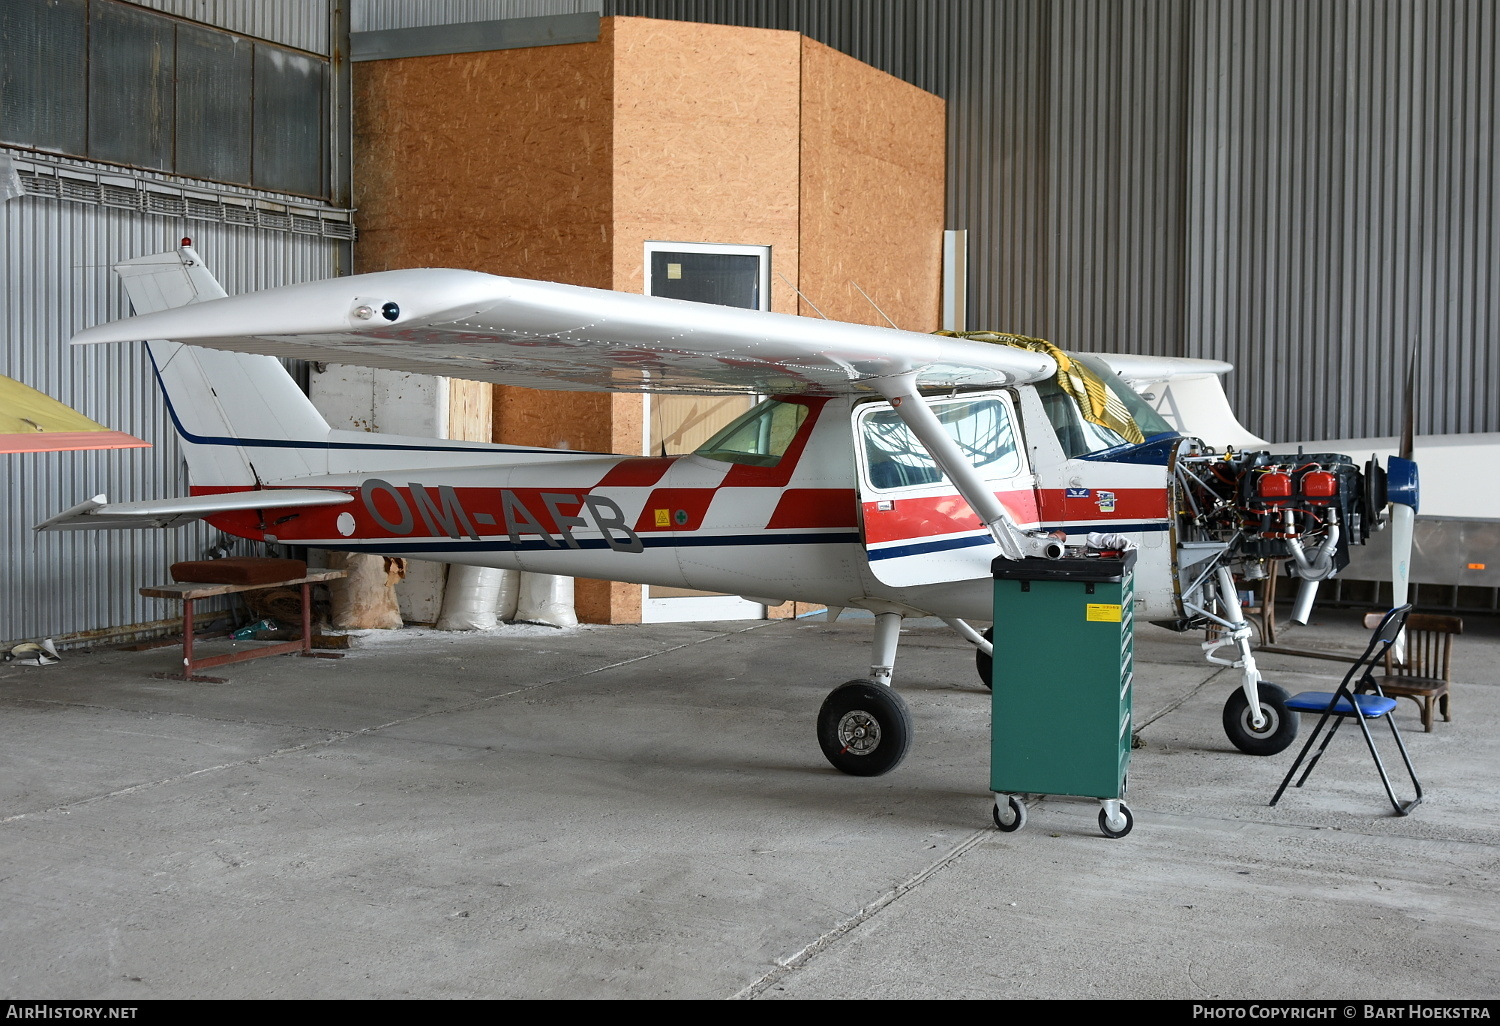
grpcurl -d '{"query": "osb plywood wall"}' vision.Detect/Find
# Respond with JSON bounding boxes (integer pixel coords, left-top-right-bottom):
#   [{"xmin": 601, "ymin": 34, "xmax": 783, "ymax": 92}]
[
  {"xmin": 610, "ymin": 18, "xmax": 802, "ymax": 314},
  {"xmin": 351, "ymin": 18, "xmax": 626, "ymax": 451},
  {"xmin": 354, "ymin": 27, "xmax": 614, "ymax": 283},
  {"xmin": 353, "ymin": 16, "xmax": 944, "ymax": 623},
  {"xmin": 799, "ymin": 37, "xmax": 946, "ymax": 331}
]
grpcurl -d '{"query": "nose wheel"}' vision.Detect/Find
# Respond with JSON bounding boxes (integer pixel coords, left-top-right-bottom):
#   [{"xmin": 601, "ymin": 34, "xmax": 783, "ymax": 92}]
[
  {"xmin": 1222, "ymin": 682, "xmax": 1297, "ymax": 755},
  {"xmin": 817, "ymin": 679, "xmax": 913, "ymax": 776}
]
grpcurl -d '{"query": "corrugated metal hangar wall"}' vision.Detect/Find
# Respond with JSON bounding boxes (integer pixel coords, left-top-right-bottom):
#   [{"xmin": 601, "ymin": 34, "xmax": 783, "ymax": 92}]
[
  {"xmin": 3, "ymin": 0, "xmax": 1495, "ymax": 643},
  {"xmin": 1, "ymin": 0, "xmax": 352, "ymax": 646},
  {"xmin": 610, "ymin": 0, "xmax": 1499, "ymax": 446}
]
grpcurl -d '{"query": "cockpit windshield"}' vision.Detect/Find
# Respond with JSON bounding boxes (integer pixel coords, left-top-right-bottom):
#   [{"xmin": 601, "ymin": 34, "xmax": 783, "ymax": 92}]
[{"xmin": 1039, "ymin": 354, "xmax": 1176, "ymax": 458}]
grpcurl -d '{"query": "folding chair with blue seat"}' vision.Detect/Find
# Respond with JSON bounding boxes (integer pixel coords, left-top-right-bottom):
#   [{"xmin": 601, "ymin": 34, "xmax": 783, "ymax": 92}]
[{"xmin": 1269, "ymin": 605, "xmax": 1423, "ymax": 816}]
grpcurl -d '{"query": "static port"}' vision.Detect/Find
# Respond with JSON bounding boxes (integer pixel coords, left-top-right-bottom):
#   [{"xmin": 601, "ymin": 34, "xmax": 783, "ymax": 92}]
[{"xmin": 381, "ymin": 302, "xmax": 400, "ymax": 321}]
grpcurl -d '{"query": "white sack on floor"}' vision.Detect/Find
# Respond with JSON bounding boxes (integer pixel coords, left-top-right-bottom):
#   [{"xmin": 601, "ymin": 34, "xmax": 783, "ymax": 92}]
[
  {"xmin": 515, "ymin": 573, "xmax": 578, "ymax": 628},
  {"xmin": 436, "ymin": 565, "xmax": 506, "ymax": 631},
  {"xmin": 496, "ymin": 569, "xmax": 521, "ymax": 621},
  {"xmin": 327, "ymin": 552, "xmax": 405, "ymax": 630}
]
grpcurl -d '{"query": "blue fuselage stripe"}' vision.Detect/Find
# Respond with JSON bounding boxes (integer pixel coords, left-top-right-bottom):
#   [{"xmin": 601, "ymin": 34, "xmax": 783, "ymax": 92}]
[
  {"xmin": 323, "ymin": 531, "xmax": 865, "ymax": 554},
  {"xmin": 867, "ymin": 521, "xmax": 1170, "ymax": 561}
]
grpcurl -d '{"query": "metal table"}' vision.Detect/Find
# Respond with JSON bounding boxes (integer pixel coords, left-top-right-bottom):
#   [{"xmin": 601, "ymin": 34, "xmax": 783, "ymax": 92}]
[{"xmin": 140, "ymin": 569, "xmax": 347, "ymax": 682}]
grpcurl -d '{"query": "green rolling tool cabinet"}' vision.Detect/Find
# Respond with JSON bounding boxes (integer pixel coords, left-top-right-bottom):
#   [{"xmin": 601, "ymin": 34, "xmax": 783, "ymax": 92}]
[{"xmin": 989, "ymin": 550, "xmax": 1136, "ymax": 838}]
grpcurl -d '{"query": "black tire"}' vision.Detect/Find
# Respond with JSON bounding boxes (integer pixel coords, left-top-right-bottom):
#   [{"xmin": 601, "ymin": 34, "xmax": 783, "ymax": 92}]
[
  {"xmin": 976, "ymin": 627, "xmax": 994, "ymax": 689},
  {"xmin": 817, "ymin": 679, "xmax": 914, "ymax": 776},
  {"xmin": 1222, "ymin": 682, "xmax": 1298, "ymax": 756},
  {"xmin": 1099, "ymin": 805, "xmax": 1134, "ymax": 839},
  {"xmin": 992, "ymin": 795, "xmax": 1026, "ymax": 832}
]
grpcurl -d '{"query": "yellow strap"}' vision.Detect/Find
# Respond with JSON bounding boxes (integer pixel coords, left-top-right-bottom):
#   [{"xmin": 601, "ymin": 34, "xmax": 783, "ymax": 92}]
[{"xmin": 934, "ymin": 330, "xmax": 1144, "ymax": 445}]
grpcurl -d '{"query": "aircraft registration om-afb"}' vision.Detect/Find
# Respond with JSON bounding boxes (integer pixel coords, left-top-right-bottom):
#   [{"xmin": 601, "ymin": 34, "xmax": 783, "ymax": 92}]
[{"xmin": 46, "ymin": 244, "xmax": 1419, "ymax": 792}]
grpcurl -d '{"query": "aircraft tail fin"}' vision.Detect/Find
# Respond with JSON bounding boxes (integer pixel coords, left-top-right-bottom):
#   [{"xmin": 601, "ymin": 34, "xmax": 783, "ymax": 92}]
[{"xmin": 112, "ymin": 246, "xmax": 333, "ymax": 486}]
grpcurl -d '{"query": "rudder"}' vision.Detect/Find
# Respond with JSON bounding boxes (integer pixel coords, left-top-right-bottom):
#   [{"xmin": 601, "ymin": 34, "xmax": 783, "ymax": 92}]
[{"xmin": 116, "ymin": 246, "xmax": 332, "ymax": 487}]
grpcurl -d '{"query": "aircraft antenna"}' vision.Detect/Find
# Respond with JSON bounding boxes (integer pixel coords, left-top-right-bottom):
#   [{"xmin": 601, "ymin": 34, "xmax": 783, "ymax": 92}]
[
  {"xmin": 849, "ymin": 280, "xmax": 899, "ymax": 329},
  {"xmin": 777, "ymin": 272, "xmax": 830, "ymax": 320}
]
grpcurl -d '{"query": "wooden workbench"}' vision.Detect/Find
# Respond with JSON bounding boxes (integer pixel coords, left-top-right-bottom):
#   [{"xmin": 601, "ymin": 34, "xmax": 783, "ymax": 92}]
[{"xmin": 140, "ymin": 569, "xmax": 348, "ymax": 682}]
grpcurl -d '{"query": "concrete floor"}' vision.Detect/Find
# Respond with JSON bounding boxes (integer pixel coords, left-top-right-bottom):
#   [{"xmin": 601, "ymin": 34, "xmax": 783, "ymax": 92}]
[{"xmin": 1, "ymin": 609, "xmax": 1497, "ymax": 1000}]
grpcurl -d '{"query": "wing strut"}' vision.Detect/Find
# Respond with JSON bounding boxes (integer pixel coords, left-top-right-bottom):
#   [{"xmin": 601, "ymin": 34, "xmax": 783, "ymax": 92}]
[{"xmin": 872, "ymin": 374, "xmax": 1057, "ymax": 561}]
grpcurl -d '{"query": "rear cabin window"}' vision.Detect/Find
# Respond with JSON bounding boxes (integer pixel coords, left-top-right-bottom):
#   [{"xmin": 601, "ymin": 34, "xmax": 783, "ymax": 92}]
[
  {"xmin": 860, "ymin": 396, "xmax": 1021, "ymax": 490},
  {"xmin": 694, "ymin": 398, "xmax": 809, "ymax": 467}
]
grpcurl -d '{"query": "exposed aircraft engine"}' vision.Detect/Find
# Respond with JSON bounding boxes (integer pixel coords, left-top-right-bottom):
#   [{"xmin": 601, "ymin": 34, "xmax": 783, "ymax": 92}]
[{"xmin": 1173, "ymin": 447, "xmax": 1380, "ymax": 589}]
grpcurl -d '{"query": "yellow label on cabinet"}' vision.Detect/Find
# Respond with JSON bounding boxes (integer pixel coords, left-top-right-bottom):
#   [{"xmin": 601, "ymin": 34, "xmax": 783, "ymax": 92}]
[{"xmin": 1086, "ymin": 603, "xmax": 1122, "ymax": 622}]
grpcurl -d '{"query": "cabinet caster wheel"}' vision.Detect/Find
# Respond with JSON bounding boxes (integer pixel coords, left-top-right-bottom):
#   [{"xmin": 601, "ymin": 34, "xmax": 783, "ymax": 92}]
[
  {"xmin": 992, "ymin": 795, "xmax": 1026, "ymax": 832},
  {"xmin": 1098, "ymin": 804, "xmax": 1133, "ymax": 838}
]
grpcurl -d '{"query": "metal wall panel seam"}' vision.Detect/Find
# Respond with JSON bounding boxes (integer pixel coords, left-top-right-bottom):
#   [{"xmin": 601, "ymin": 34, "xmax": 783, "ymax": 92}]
[
  {"xmin": 353, "ymin": 0, "xmax": 601, "ymax": 33},
  {"xmin": 123, "ymin": 0, "xmax": 333, "ymax": 55}
]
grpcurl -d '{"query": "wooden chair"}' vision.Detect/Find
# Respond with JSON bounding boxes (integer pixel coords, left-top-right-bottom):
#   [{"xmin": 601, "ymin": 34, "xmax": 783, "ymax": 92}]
[{"xmin": 1361, "ymin": 611, "xmax": 1461, "ymax": 732}]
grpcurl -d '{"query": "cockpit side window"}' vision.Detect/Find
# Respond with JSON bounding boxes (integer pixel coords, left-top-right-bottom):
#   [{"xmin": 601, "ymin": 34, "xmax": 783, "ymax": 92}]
[{"xmin": 860, "ymin": 396, "xmax": 1022, "ymax": 490}]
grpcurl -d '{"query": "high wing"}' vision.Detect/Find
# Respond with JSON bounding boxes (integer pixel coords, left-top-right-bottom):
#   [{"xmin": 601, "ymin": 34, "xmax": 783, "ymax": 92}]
[{"xmin": 70, "ymin": 269, "xmax": 1056, "ymax": 396}]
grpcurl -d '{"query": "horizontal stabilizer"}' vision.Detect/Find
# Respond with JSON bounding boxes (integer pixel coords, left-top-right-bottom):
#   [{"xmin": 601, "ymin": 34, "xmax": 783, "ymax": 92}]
[{"xmin": 36, "ymin": 489, "xmax": 353, "ymax": 532}]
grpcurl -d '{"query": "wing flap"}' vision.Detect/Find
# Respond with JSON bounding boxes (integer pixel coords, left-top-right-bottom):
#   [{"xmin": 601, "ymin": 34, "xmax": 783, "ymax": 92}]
[{"xmin": 1089, "ymin": 353, "xmax": 1235, "ymax": 382}]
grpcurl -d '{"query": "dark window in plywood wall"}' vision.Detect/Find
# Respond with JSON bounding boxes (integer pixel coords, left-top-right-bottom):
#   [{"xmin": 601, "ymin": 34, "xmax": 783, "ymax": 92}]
[
  {"xmin": 88, "ymin": 0, "xmax": 175, "ymax": 170},
  {"xmin": 251, "ymin": 45, "xmax": 327, "ymax": 198}
]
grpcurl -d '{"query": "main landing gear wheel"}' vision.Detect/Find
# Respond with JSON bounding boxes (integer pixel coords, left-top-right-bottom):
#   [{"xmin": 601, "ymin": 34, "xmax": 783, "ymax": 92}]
[
  {"xmin": 992, "ymin": 795, "xmax": 1026, "ymax": 832},
  {"xmin": 1222, "ymin": 682, "xmax": 1298, "ymax": 756},
  {"xmin": 1098, "ymin": 804, "xmax": 1134, "ymax": 838},
  {"xmin": 817, "ymin": 679, "xmax": 913, "ymax": 776},
  {"xmin": 976, "ymin": 627, "xmax": 993, "ymax": 689}
]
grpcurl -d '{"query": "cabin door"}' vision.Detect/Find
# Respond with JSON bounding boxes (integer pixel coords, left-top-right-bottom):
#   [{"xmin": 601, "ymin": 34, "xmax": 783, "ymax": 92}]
[{"xmin": 854, "ymin": 392, "xmax": 1040, "ymax": 588}]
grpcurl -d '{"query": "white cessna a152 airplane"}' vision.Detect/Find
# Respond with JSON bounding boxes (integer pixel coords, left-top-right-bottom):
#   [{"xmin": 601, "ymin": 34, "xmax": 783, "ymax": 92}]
[{"xmin": 45, "ymin": 245, "xmax": 1419, "ymax": 777}]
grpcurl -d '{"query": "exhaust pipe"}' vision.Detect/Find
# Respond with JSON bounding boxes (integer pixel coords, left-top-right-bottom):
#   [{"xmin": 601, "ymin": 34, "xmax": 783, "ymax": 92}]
[
  {"xmin": 1290, "ymin": 578, "xmax": 1320, "ymax": 625},
  {"xmin": 1284, "ymin": 511, "xmax": 1340, "ymax": 582}
]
